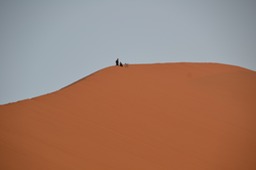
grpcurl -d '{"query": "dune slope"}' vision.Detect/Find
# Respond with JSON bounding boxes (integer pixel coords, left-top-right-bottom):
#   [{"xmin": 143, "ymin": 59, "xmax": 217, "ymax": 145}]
[{"xmin": 1, "ymin": 63, "xmax": 256, "ymax": 170}]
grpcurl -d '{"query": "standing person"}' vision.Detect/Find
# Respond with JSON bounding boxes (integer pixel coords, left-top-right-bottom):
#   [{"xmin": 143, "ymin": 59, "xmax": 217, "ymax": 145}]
[{"xmin": 115, "ymin": 58, "xmax": 119, "ymax": 66}]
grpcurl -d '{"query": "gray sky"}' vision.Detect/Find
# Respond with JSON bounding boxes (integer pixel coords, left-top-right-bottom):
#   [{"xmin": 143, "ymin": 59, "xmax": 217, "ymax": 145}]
[{"xmin": 1, "ymin": 0, "xmax": 256, "ymax": 104}]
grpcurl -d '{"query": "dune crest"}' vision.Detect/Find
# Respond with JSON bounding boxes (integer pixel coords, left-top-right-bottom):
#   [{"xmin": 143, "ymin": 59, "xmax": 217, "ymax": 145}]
[{"xmin": 1, "ymin": 63, "xmax": 256, "ymax": 170}]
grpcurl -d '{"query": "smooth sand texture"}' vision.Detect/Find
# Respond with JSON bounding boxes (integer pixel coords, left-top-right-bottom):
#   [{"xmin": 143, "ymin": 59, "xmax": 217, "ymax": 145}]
[{"xmin": 1, "ymin": 63, "xmax": 256, "ymax": 170}]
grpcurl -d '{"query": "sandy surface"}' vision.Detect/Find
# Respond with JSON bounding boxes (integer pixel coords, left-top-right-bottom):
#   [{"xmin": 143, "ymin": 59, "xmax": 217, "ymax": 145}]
[{"xmin": 1, "ymin": 63, "xmax": 256, "ymax": 170}]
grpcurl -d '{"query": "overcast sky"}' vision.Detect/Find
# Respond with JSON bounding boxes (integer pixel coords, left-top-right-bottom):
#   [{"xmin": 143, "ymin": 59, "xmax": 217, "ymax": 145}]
[{"xmin": 1, "ymin": 0, "xmax": 256, "ymax": 104}]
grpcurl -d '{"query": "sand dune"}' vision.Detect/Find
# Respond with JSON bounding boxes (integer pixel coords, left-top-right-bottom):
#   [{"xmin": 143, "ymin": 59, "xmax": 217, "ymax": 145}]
[{"xmin": 1, "ymin": 63, "xmax": 256, "ymax": 170}]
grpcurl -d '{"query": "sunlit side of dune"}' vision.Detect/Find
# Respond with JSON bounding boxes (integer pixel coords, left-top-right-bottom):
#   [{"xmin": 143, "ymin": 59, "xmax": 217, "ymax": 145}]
[{"xmin": 1, "ymin": 63, "xmax": 256, "ymax": 170}]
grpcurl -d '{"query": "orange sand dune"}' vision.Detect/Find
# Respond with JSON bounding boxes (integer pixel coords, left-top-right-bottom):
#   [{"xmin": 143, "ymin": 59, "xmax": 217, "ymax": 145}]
[{"xmin": 1, "ymin": 63, "xmax": 256, "ymax": 170}]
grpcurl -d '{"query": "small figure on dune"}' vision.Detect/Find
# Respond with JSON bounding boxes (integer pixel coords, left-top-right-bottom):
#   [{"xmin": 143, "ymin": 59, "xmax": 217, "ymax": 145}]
[
  {"xmin": 115, "ymin": 58, "xmax": 119, "ymax": 66},
  {"xmin": 115, "ymin": 58, "xmax": 128, "ymax": 67}
]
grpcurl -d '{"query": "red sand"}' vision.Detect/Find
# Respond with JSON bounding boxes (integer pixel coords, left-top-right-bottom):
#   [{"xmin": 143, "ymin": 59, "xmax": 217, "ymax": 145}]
[{"xmin": 1, "ymin": 63, "xmax": 256, "ymax": 170}]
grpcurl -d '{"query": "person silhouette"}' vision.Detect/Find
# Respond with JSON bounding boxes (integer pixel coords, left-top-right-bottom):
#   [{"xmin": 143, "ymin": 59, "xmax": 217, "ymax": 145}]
[
  {"xmin": 115, "ymin": 58, "xmax": 119, "ymax": 66},
  {"xmin": 120, "ymin": 62, "xmax": 123, "ymax": 67}
]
